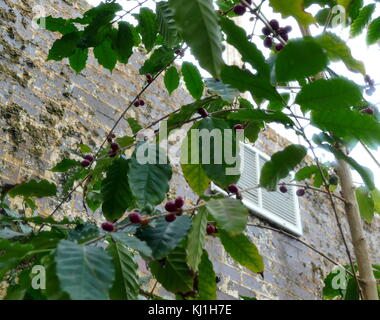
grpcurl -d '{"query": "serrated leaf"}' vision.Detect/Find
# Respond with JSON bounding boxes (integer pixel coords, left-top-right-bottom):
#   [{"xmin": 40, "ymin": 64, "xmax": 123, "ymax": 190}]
[
  {"xmin": 350, "ymin": 4, "xmax": 375, "ymax": 38},
  {"xmin": 51, "ymin": 159, "xmax": 81, "ymax": 172},
  {"xmin": 128, "ymin": 143, "xmax": 172, "ymax": 207},
  {"xmin": 150, "ymin": 245, "xmax": 194, "ymax": 294},
  {"xmin": 115, "ymin": 22, "xmax": 134, "ymax": 63},
  {"xmin": 275, "ymin": 38, "xmax": 328, "ymax": 82},
  {"xmin": 110, "ymin": 232, "xmax": 152, "ymax": 258},
  {"xmin": 220, "ymin": 230, "xmax": 264, "ymax": 274},
  {"xmin": 296, "ymin": 78, "xmax": 362, "ymax": 112},
  {"xmin": 315, "ymin": 33, "xmax": 365, "ymax": 75},
  {"xmin": 186, "ymin": 207, "xmax": 208, "ymax": 271},
  {"xmin": 221, "ymin": 65, "xmax": 283, "ymax": 104},
  {"xmin": 197, "ymin": 250, "xmax": 217, "ymax": 300},
  {"xmin": 367, "ymin": 16, "xmax": 380, "ymax": 45},
  {"xmin": 206, "ymin": 198, "xmax": 248, "ymax": 236},
  {"xmin": 182, "ymin": 62, "xmax": 204, "ymax": 100},
  {"xmin": 169, "ymin": 0, "xmax": 224, "ymax": 77},
  {"xmin": 137, "ymin": 7, "xmax": 158, "ymax": 52},
  {"xmin": 164, "ymin": 66, "xmax": 180, "ymax": 95},
  {"xmin": 139, "ymin": 46, "xmax": 174, "ymax": 76},
  {"xmin": 101, "ymin": 157, "xmax": 133, "ymax": 222},
  {"xmin": 94, "ymin": 39, "xmax": 117, "ymax": 72},
  {"xmin": 269, "ymin": 0, "xmax": 316, "ymax": 27},
  {"xmin": 107, "ymin": 241, "xmax": 139, "ymax": 300},
  {"xmin": 137, "ymin": 215, "xmax": 192, "ymax": 259},
  {"xmin": 48, "ymin": 31, "xmax": 81, "ymax": 61},
  {"xmin": 355, "ymin": 186, "xmax": 374, "ymax": 223},
  {"xmin": 260, "ymin": 145, "xmax": 307, "ymax": 191},
  {"xmin": 156, "ymin": 1, "xmax": 180, "ymax": 48},
  {"xmin": 37, "ymin": 16, "xmax": 77, "ymax": 35},
  {"xmin": 219, "ymin": 17, "xmax": 269, "ymax": 79},
  {"xmin": 55, "ymin": 240, "xmax": 115, "ymax": 300},
  {"xmin": 8, "ymin": 179, "xmax": 57, "ymax": 198},
  {"xmin": 69, "ymin": 48, "xmax": 88, "ymax": 73}
]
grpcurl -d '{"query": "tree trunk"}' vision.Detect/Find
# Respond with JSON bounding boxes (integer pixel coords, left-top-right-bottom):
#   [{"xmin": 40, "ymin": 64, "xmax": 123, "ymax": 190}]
[{"xmin": 336, "ymin": 154, "xmax": 378, "ymax": 299}]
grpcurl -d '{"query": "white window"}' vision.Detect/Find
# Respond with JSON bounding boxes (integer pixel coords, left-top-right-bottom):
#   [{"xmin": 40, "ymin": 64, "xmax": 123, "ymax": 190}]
[{"xmin": 211, "ymin": 143, "xmax": 303, "ymax": 236}]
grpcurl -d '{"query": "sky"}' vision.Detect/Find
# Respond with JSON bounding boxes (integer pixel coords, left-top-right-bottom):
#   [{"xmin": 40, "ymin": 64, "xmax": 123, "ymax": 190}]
[{"xmin": 87, "ymin": 0, "xmax": 380, "ymax": 188}]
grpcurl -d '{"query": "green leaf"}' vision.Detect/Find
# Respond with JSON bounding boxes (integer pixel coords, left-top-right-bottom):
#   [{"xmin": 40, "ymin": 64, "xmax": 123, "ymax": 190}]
[
  {"xmin": 227, "ymin": 109, "xmax": 294, "ymax": 126},
  {"xmin": 221, "ymin": 65, "xmax": 283, "ymax": 104},
  {"xmin": 127, "ymin": 118, "xmax": 143, "ymax": 135},
  {"xmin": 69, "ymin": 48, "xmax": 88, "ymax": 73},
  {"xmin": 204, "ymin": 78, "xmax": 239, "ymax": 103},
  {"xmin": 260, "ymin": 145, "xmax": 307, "ymax": 191},
  {"xmin": 182, "ymin": 62, "xmax": 204, "ymax": 100},
  {"xmin": 371, "ymin": 188, "xmax": 380, "ymax": 214},
  {"xmin": 355, "ymin": 186, "xmax": 375, "ymax": 223},
  {"xmin": 296, "ymin": 78, "xmax": 362, "ymax": 112},
  {"xmin": 269, "ymin": 0, "xmax": 316, "ymax": 26},
  {"xmin": 350, "ymin": 4, "xmax": 376, "ymax": 38},
  {"xmin": 128, "ymin": 143, "xmax": 172, "ymax": 207},
  {"xmin": 51, "ymin": 159, "xmax": 81, "ymax": 172},
  {"xmin": 275, "ymin": 38, "xmax": 328, "ymax": 82},
  {"xmin": 107, "ymin": 241, "xmax": 139, "ymax": 300},
  {"xmin": 110, "ymin": 232, "xmax": 152, "ymax": 258},
  {"xmin": 55, "ymin": 240, "xmax": 115, "ymax": 300},
  {"xmin": 8, "ymin": 179, "xmax": 57, "ymax": 198},
  {"xmin": 156, "ymin": 1, "xmax": 180, "ymax": 48},
  {"xmin": 219, "ymin": 230, "xmax": 264, "ymax": 274},
  {"xmin": 367, "ymin": 16, "xmax": 380, "ymax": 45},
  {"xmin": 149, "ymin": 245, "xmax": 194, "ymax": 294},
  {"xmin": 219, "ymin": 17, "xmax": 269, "ymax": 79},
  {"xmin": 115, "ymin": 22, "xmax": 134, "ymax": 63},
  {"xmin": 115, "ymin": 135, "xmax": 134, "ymax": 148},
  {"xmin": 311, "ymin": 108, "xmax": 380, "ymax": 148},
  {"xmin": 186, "ymin": 207, "xmax": 208, "ymax": 271},
  {"xmin": 0, "ymin": 228, "xmax": 27, "ymax": 239},
  {"xmin": 101, "ymin": 157, "xmax": 134, "ymax": 222},
  {"xmin": 206, "ymin": 198, "xmax": 248, "ymax": 236},
  {"xmin": 137, "ymin": 215, "xmax": 192, "ymax": 259},
  {"xmin": 137, "ymin": 7, "xmax": 158, "ymax": 52},
  {"xmin": 164, "ymin": 66, "xmax": 180, "ymax": 95},
  {"xmin": 37, "ymin": 16, "xmax": 77, "ymax": 35},
  {"xmin": 169, "ymin": 0, "xmax": 224, "ymax": 77},
  {"xmin": 139, "ymin": 46, "xmax": 174, "ymax": 76},
  {"xmin": 197, "ymin": 250, "xmax": 217, "ymax": 300},
  {"xmin": 48, "ymin": 31, "xmax": 81, "ymax": 61},
  {"xmin": 79, "ymin": 144, "xmax": 93, "ymax": 154},
  {"xmin": 94, "ymin": 39, "xmax": 117, "ymax": 72},
  {"xmin": 315, "ymin": 33, "xmax": 365, "ymax": 75},
  {"xmin": 67, "ymin": 223, "xmax": 100, "ymax": 243},
  {"xmin": 295, "ymin": 165, "xmax": 326, "ymax": 187}
]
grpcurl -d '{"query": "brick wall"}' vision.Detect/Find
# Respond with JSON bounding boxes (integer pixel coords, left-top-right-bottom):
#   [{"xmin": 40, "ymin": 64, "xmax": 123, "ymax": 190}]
[{"xmin": 0, "ymin": 0, "xmax": 378, "ymax": 300}]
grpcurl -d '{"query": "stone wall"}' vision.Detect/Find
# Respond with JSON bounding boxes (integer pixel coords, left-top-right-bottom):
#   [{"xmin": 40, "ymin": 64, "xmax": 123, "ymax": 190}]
[{"xmin": 0, "ymin": 0, "xmax": 378, "ymax": 300}]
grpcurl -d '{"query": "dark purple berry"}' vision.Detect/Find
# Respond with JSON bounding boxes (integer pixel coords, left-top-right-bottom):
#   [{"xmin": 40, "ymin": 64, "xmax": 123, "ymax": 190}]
[
  {"xmin": 176, "ymin": 209, "xmax": 183, "ymax": 217},
  {"xmin": 263, "ymin": 37, "xmax": 273, "ymax": 48},
  {"xmin": 139, "ymin": 100, "xmax": 145, "ymax": 106},
  {"xmin": 101, "ymin": 221, "xmax": 114, "ymax": 232},
  {"xmin": 108, "ymin": 150, "xmax": 117, "ymax": 158},
  {"xmin": 296, "ymin": 189, "xmax": 306, "ymax": 197},
  {"xmin": 81, "ymin": 159, "xmax": 91, "ymax": 167},
  {"xmin": 197, "ymin": 108, "xmax": 209, "ymax": 118},
  {"xmin": 262, "ymin": 27, "xmax": 271, "ymax": 36},
  {"xmin": 361, "ymin": 107, "xmax": 374, "ymax": 115},
  {"xmin": 206, "ymin": 224, "xmax": 217, "ymax": 235},
  {"xmin": 280, "ymin": 33, "xmax": 289, "ymax": 42},
  {"xmin": 329, "ymin": 175, "xmax": 339, "ymax": 186},
  {"xmin": 279, "ymin": 185, "xmax": 288, "ymax": 193},
  {"xmin": 165, "ymin": 201, "xmax": 178, "ymax": 212},
  {"xmin": 129, "ymin": 212, "xmax": 142, "ymax": 224},
  {"xmin": 366, "ymin": 88, "xmax": 376, "ymax": 96},
  {"xmin": 175, "ymin": 49, "xmax": 181, "ymax": 55},
  {"xmin": 228, "ymin": 184, "xmax": 239, "ymax": 194},
  {"xmin": 284, "ymin": 25, "xmax": 292, "ymax": 33},
  {"xmin": 111, "ymin": 142, "xmax": 119, "ymax": 151},
  {"xmin": 107, "ymin": 136, "xmax": 113, "ymax": 143},
  {"xmin": 84, "ymin": 154, "xmax": 94, "ymax": 162},
  {"xmin": 269, "ymin": 19, "xmax": 279, "ymax": 31},
  {"xmin": 165, "ymin": 213, "xmax": 176, "ymax": 223},
  {"xmin": 134, "ymin": 100, "xmax": 140, "ymax": 107},
  {"xmin": 275, "ymin": 43, "xmax": 284, "ymax": 51},
  {"xmin": 233, "ymin": 4, "xmax": 246, "ymax": 16},
  {"xmin": 234, "ymin": 124, "xmax": 244, "ymax": 131},
  {"xmin": 146, "ymin": 74, "xmax": 153, "ymax": 83},
  {"xmin": 174, "ymin": 196, "xmax": 185, "ymax": 209}
]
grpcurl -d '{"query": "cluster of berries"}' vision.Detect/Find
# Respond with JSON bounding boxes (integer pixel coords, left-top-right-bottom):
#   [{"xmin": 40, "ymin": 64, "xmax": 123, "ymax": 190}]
[
  {"xmin": 262, "ymin": 20, "xmax": 291, "ymax": 51},
  {"xmin": 365, "ymin": 75, "xmax": 376, "ymax": 96},
  {"xmin": 107, "ymin": 134, "xmax": 120, "ymax": 158},
  {"xmin": 175, "ymin": 49, "xmax": 185, "ymax": 57},
  {"xmin": 81, "ymin": 154, "xmax": 94, "ymax": 168},
  {"xmin": 228, "ymin": 184, "xmax": 242, "ymax": 200},
  {"xmin": 233, "ymin": 0, "xmax": 252, "ymax": 16},
  {"xmin": 146, "ymin": 73, "xmax": 153, "ymax": 84},
  {"xmin": 165, "ymin": 196, "xmax": 185, "ymax": 222},
  {"xmin": 197, "ymin": 108, "xmax": 209, "ymax": 118},
  {"xmin": 279, "ymin": 184, "xmax": 306, "ymax": 197},
  {"xmin": 133, "ymin": 99, "xmax": 145, "ymax": 107},
  {"xmin": 361, "ymin": 107, "xmax": 375, "ymax": 115}
]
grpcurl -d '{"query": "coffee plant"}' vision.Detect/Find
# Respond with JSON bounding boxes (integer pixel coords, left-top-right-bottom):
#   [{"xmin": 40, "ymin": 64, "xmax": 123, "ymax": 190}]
[{"xmin": 0, "ymin": 0, "xmax": 379, "ymax": 300}]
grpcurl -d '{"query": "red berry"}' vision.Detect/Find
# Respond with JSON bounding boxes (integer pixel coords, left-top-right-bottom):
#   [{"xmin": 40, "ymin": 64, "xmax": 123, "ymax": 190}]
[
  {"xmin": 197, "ymin": 108, "xmax": 209, "ymax": 118},
  {"xmin": 101, "ymin": 221, "xmax": 114, "ymax": 232},
  {"xmin": 174, "ymin": 196, "xmax": 185, "ymax": 209},
  {"xmin": 146, "ymin": 74, "xmax": 153, "ymax": 83},
  {"xmin": 296, "ymin": 189, "xmax": 306, "ymax": 197},
  {"xmin": 206, "ymin": 224, "xmax": 216, "ymax": 235},
  {"xmin": 279, "ymin": 184, "xmax": 288, "ymax": 193},
  {"xmin": 233, "ymin": 4, "xmax": 246, "ymax": 15},
  {"xmin": 361, "ymin": 107, "xmax": 374, "ymax": 115},
  {"xmin": 84, "ymin": 154, "xmax": 94, "ymax": 162},
  {"xmin": 165, "ymin": 213, "xmax": 176, "ymax": 223},
  {"xmin": 262, "ymin": 27, "xmax": 271, "ymax": 36},
  {"xmin": 269, "ymin": 19, "xmax": 279, "ymax": 31},
  {"xmin": 134, "ymin": 100, "xmax": 140, "ymax": 107},
  {"xmin": 234, "ymin": 124, "xmax": 244, "ymax": 131},
  {"xmin": 264, "ymin": 37, "xmax": 273, "ymax": 48},
  {"xmin": 129, "ymin": 212, "xmax": 142, "ymax": 224},
  {"xmin": 228, "ymin": 184, "xmax": 239, "ymax": 194},
  {"xmin": 275, "ymin": 43, "xmax": 284, "ymax": 51},
  {"xmin": 81, "ymin": 159, "xmax": 91, "ymax": 167},
  {"xmin": 111, "ymin": 142, "xmax": 119, "ymax": 151},
  {"xmin": 165, "ymin": 201, "xmax": 178, "ymax": 212}
]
